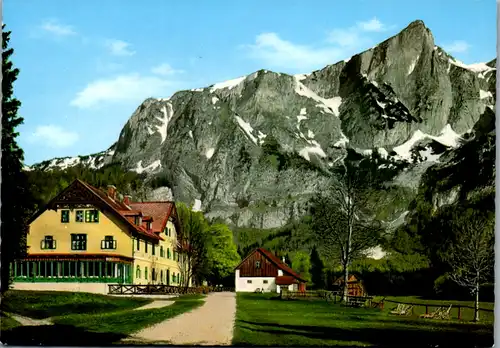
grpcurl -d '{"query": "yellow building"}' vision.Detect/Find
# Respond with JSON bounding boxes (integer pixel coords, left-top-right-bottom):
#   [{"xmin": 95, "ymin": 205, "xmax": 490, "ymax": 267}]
[{"xmin": 12, "ymin": 179, "xmax": 188, "ymax": 293}]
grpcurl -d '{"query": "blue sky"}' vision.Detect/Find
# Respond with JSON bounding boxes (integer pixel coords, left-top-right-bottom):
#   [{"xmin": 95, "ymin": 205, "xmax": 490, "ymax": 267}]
[{"xmin": 4, "ymin": 0, "xmax": 496, "ymax": 165}]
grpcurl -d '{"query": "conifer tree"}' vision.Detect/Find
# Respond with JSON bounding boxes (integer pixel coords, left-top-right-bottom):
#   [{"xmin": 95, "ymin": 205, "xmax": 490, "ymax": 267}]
[{"xmin": 1, "ymin": 25, "xmax": 33, "ymax": 292}]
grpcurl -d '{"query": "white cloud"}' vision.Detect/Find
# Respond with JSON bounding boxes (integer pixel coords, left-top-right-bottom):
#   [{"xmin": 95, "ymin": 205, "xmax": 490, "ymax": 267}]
[
  {"xmin": 40, "ymin": 20, "xmax": 77, "ymax": 37},
  {"xmin": 29, "ymin": 125, "xmax": 79, "ymax": 148},
  {"xmin": 243, "ymin": 18, "xmax": 391, "ymax": 70},
  {"xmin": 151, "ymin": 63, "xmax": 184, "ymax": 76},
  {"xmin": 443, "ymin": 40, "xmax": 471, "ymax": 53},
  {"xmin": 356, "ymin": 18, "xmax": 388, "ymax": 32},
  {"xmin": 71, "ymin": 73, "xmax": 174, "ymax": 108},
  {"xmin": 106, "ymin": 39, "xmax": 136, "ymax": 56},
  {"xmin": 243, "ymin": 33, "xmax": 344, "ymax": 70}
]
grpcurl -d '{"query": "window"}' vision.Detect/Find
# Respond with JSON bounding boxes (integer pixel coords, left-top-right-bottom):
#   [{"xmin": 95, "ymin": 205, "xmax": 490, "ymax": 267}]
[
  {"xmin": 263, "ymin": 280, "xmax": 268, "ymax": 284},
  {"xmin": 160, "ymin": 246, "xmax": 164, "ymax": 257},
  {"xmin": 145, "ymin": 267, "xmax": 148, "ymax": 280},
  {"xmin": 152, "ymin": 268, "xmax": 156, "ymax": 281},
  {"xmin": 173, "ymin": 250, "xmax": 176, "ymax": 260},
  {"xmin": 85, "ymin": 210, "xmax": 99, "ymax": 223},
  {"xmin": 136, "ymin": 266, "xmax": 141, "ymax": 279},
  {"xmin": 247, "ymin": 280, "xmax": 252, "ymax": 284},
  {"xmin": 136, "ymin": 239, "xmax": 140, "ymax": 251},
  {"xmin": 71, "ymin": 234, "xmax": 87, "ymax": 250},
  {"xmin": 167, "ymin": 248, "xmax": 171, "ymax": 259},
  {"xmin": 255, "ymin": 261, "xmax": 261, "ymax": 269},
  {"xmin": 172, "ymin": 273, "xmax": 176, "ymax": 283},
  {"xmin": 61, "ymin": 210, "xmax": 70, "ymax": 223},
  {"xmin": 75, "ymin": 210, "xmax": 84, "ymax": 222},
  {"xmin": 160, "ymin": 270, "xmax": 163, "ymax": 283},
  {"xmin": 101, "ymin": 236, "xmax": 116, "ymax": 250},
  {"xmin": 152, "ymin": 244, "xmax": 156, "ymax": 256},
  {"xmin": 145, "ymin": 242, "xmax": 148, "ymax": 253},
  {"xmin": 41, "ymin": 236, "xmax": 56, "ymax": 250},
  {"xmin": 147, "ymin": 222, "xmax": 152, "ymax": 230}
]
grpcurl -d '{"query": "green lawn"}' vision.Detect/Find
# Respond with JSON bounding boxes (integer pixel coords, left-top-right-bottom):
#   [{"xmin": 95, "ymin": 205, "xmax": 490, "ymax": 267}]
[
  {"xmin": 233, "ymin": 293, "xmax": 494, "ymax": 347},
  {"xmin": 53, "ymin": 294, "xmax": 205, "ymax": 335},
  {"xmin": 1, "ymin": 290, "xmax": 152, "ymax": 319},
  {"xmin": 1, "ymin": 293, "xmax": 205, "ymax": 345},
  {"xmin": 380, "ymin": 296, "xmax": 495, "ymax": 322},
  {"xmin": 0, "ymin": 312, "xmax": 22, "ymax": 331}
]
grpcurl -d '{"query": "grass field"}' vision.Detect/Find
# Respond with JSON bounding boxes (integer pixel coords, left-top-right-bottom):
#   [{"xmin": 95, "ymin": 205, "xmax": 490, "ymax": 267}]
[
  {"xmin": 380, "ymin": 296, "xmax": 495, "ymax": 322},
  {"xmin": 1, "ymin": 291, "xmax": 205, "ymax": 345},
  {"xmin": 233, "ymin": 293, "xmax": 494, "ymax": 347},
  {"xmin": 1, "ymin": 290, "xmax": 152, "ymax": 319}
]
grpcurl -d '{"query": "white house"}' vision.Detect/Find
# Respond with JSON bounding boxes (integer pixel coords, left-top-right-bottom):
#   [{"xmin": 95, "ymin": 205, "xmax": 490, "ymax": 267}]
[{"xmin": 234, "ymin": 248, "xmax": 306, "ymax": 293}]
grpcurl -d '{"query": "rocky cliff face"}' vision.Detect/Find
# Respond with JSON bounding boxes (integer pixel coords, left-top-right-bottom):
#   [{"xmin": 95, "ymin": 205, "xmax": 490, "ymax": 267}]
[{"xmin": 29, "ymin": 20, "xmax": 496, "ymax": 229}]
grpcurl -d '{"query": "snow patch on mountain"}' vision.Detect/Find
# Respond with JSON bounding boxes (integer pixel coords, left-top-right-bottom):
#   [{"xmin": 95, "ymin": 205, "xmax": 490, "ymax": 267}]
[
  {"xmin": 480, "ymin": 90, "xmax": 493, "ymax": 99},
  {"xmin": 334, "ymin": 133, "xmax": 349, "ymax": 148},
  {"xmin": 407, "ymin": 56, "xmax": 419, "ymax": 75},
  {"xmin": 155, "ymin": 103, "xmax": 174, "ymax": 144},
  {"xmin": 235, "ymin": 116, "xmax": 258, "ymax": 144},
  {"xmin": 211, "ymin": 96, "xmax": 219, "ymax": 104},
  {"xmin": 393, "ymin": 124, "xmax": 461, "ymax": 161},
  {"xmin": 210, "ymin": 76, "xmax": 246, "ymax": 93},
  {"xmin": 294, "ymin": 76, "xmax": 342, "ymax": 116},
  {"xmin": 299, "ymin": 145, "xmax": 327, "ymax": 161},
  {"xmin": 133, "ymin": 159, "xmax": 162, "ymax": 174},
  {"xmin": 449, "ymin": 58, "xmax": 496, "ymax": 74},
  {"xmin": 192, "ymin": 199, "xmax": 202, "ymax": 212},
  {"xmin": 378, "ymin": 148, "xmax": 389, "ymax": 159},
  {"xmin": 206, "ymin": 148, "xmax": 215, "ymax": 159}
]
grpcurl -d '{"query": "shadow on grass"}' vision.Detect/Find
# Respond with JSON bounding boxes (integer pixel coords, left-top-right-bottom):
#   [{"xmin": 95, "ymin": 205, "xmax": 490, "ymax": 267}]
[
  {"xmin": 237, "ymin": 320, "xmax": 493, "ymax": 348},
  {"xmin": 1, "ymin": 324, "xmax": 126, "ymax": 346}
]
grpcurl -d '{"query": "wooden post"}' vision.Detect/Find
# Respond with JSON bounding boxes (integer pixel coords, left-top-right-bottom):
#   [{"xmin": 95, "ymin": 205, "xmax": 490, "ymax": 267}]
[
  {"xmin": 458, "ymin": 306, "xmax": 462, "ymax": 320},
  {"xmin": 426, "ymin": 306, "xmax": 429, "ymax": 315}
]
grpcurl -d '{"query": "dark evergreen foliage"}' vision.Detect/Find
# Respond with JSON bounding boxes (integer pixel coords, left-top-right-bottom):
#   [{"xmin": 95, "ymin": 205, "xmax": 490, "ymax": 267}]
[{"xmin": 1, "ymin": 25, "xmax": 35, "ymax": 292}]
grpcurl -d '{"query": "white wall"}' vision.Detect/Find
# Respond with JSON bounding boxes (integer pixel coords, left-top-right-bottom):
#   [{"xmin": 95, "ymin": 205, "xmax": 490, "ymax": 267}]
[
  {"xmin": 235, "ymin": 270, "xmax": 276, "ymax": 292},
  {"xmin": 12, "ymin": 282, "xmax": 112, "ymax": 294},
  {"xmin": 276, "ymin": 284, "xmax": 295, "ymax": 293}
]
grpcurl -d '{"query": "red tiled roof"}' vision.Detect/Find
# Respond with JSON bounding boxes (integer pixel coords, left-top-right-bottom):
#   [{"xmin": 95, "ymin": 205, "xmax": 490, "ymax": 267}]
[
  {"xmin": 118, "ymin": 210, "xmax": 142, "ymax": 216},
  {"xmin": 235, "ymin": 248, "xmax": 306, "ymax": 282},
  {"xmin": 276, "ymin": 276, "xmax": 300, "ymax": 285},
  {"xmin": 129, "ymin": 202, "xmax": 174, "ymax": 233},
  {"xmin": 257, "ymin": 248, "xmax": 306, "ymax": 282},
  {"xmin": 77, "ymin": 180, "xmax": 163, "ymax": 241}
]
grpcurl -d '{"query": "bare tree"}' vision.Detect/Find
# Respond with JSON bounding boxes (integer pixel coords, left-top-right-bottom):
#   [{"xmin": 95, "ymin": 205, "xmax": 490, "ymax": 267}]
[
  {"xmin": 175, "ymin": 202, "xmax": 209, "ymax": 291},
  {"xmin": 441, "ymin": 210, "xmax": 494, "ymax": 322},
  {"xmin": 312, "ymin": 163, "xmax": 383, "ymax": 301}
]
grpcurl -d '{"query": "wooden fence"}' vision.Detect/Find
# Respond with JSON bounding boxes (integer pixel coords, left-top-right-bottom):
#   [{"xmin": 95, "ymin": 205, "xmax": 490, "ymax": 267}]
[
  {"xmin": 108, "ymin": 284, "xmax": 235, "ymax": 295},
  {"xmin": 384, "ymin": 299, "xmax": 494, "ymax": 321}
]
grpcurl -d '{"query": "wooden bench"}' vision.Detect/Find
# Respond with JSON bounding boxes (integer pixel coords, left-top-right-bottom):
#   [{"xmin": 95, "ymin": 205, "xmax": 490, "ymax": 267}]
[{"xmin": 346, "ymin": 296, "xmax": 373, "ymax": 307}]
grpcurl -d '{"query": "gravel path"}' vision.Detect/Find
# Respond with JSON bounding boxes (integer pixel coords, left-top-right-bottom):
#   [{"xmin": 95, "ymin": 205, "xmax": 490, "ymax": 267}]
[
  {"xmin": 133, "ymin": 300, "xmax": 174, "ymax": 311},
  {"xmin": 6, "ymin": 313, "xmax": 53, "ymax": 326},
  {"xmin": 128, "ymin": 292, "xmax": 236, "ymax": 345}
]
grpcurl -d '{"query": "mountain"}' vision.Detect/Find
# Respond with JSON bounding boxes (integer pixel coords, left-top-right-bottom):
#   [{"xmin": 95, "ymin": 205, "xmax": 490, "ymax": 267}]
[{"xmin": 27, "ymin": 20, "xmax": 496, "ymax": 230}]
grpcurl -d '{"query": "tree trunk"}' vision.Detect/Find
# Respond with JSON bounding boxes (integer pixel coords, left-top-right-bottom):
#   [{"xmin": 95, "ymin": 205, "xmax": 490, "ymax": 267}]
[
  {"xmin": 474, "ymin": 283, "xmax": 480, "ymax": 322},
  {"xmin": 343, "ymin": 219, "xmax": 353, "ymax": 303},
  {"xmin": 342, "ymin": 261, "xmax": 349, "ymax": 302}
]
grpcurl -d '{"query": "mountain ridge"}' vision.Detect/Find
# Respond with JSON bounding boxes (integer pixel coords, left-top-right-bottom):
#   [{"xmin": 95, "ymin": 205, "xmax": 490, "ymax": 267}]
[{"xmin": 26, "ymin": 19, "xmax": 496, "ymax": 231}]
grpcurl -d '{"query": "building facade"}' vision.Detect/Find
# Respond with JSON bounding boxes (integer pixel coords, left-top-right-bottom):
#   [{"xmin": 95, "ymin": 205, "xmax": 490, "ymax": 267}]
[
  {"xmin": 234, "ymin": 248, "xmax": 306, "ymax": 293},
  {"xmin": 11, "ymin": 179, "xmax": 189, "ymax": 293}
]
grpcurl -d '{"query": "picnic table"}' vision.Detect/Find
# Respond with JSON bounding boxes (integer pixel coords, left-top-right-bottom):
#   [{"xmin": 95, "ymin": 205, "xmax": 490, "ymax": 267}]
[{"xmin": 346, "ymin": 296, "xmax": 373, "ymax": 307}]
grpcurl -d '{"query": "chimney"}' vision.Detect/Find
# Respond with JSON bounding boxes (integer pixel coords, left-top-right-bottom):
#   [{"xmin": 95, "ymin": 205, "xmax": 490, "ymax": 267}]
[
  {"xmin": 107, "ymin": 185, "xmax": 116, "ymax": 200},
  {"xmin": 282, "ymin": 256, "xmax": 286, "ymax": 263},
  {"xmin": 123, "ymin": 195, "xmax": 132, "ymax": 206}
]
